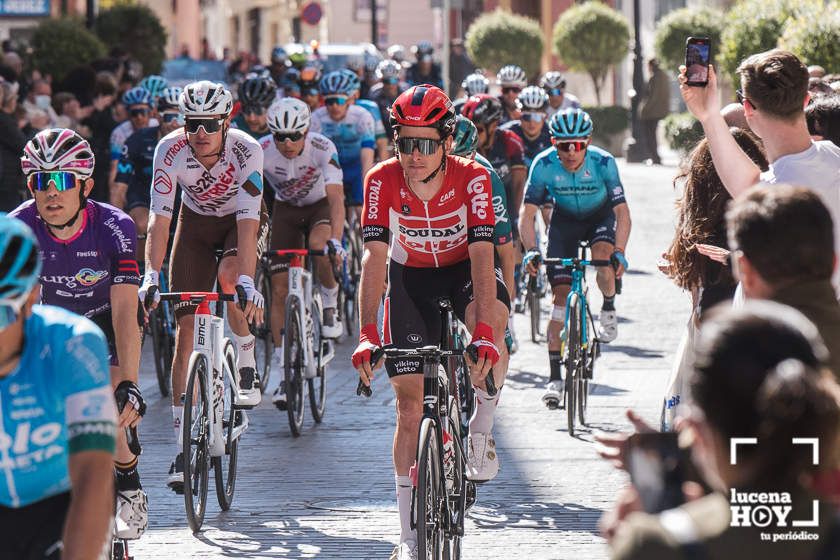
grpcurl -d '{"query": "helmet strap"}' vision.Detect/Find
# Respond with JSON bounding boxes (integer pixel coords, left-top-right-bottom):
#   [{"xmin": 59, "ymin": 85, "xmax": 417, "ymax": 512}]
[
  {"xmin": 45, "ymin": 184, "xmax": 87, "ymax": 232},
  {"xmin": 420, "ymin": 148, "xmax": 447, "ymax": 184}
]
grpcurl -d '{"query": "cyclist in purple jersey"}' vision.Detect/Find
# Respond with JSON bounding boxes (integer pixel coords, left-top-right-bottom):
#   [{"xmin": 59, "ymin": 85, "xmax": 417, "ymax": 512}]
[{"xmin": 10, "ymin": 128, "xmax": 148, "ymax": 541}]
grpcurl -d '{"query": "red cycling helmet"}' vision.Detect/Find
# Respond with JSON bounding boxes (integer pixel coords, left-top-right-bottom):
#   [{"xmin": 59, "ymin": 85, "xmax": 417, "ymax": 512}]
[
  {"xmin": 461, "ymin": 94, "xmax": 503, "ymax": 126},
  {"xmin": 390, "ymin": 84, "xmax": 456, "ymax": 137}
]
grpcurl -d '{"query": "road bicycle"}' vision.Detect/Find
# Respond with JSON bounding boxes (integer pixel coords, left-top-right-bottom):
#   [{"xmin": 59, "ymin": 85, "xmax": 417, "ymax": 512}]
[
  {"xmin": 256, "ymin": 248, "xmax": 334, "ymax": 437},
  {"xmin": 357, "ymin": 300, "xmax": 497, "ymax": 559},
  {"xmin": 337, "ymin": 214, "xmax": 362, "ymax": 339},
  {"xmin": 155, "ymin": 291, "xmax": 250, "ymax": 532},
  {"xmin": 520, "ymin": 266, "xmax": 548, "ymax": 343},
  {"xmin": 147, "ymin": 267, "xmax": 175, "ymax": 397},
  {"xmin": 541, "ymin": 242, "xmax": 610, "ymax": 436}
]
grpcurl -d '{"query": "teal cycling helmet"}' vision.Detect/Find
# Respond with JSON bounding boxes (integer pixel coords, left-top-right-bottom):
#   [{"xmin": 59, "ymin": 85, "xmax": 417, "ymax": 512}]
[
  {"xmin": 548, "ymin": 108, "xmax": 593, "ymax": 139},
  {"xmin": 319, "ymin": 71, "xmax": 356, "ymax": 96},
  {"xmin": 122, "ymin": 86, "xmax": 152, "ymax": 107},
  {"xmin": 451, "ymin": 115, "xmax": 478, "ymax": 157},
  {"xmin": 338, "ymin": 69, "xmax": 361, "ymax": 94},
  {"xmin": 0, "ymin": 214, "xmax": 41, "ymax": 306},
  {"xmin": 139, "ymin": 75, "xmax": 168, "ymax": 99}
]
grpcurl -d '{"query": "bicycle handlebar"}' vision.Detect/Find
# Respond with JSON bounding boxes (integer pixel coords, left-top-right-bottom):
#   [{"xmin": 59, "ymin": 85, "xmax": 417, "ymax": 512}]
[
  {"xmin": 156, "ymin": 291, "xmax": 237, "ymax": 302},
  {"xmin": 539, "ymin": 257, "xmax": 612, "ymax": 268},
  {"xmin": 265, "ymin": 248, "xmax": 329, "ymax": 258}
]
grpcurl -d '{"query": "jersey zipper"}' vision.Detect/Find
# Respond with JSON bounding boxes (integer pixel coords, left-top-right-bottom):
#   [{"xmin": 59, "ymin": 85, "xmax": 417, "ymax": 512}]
[{"xmin": 422, "ymin": 201, "xmax": 439, "ymax": 268}]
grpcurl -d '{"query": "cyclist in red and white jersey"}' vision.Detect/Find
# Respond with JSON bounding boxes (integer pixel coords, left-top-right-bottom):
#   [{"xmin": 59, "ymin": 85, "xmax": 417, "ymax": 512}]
[
  {"xmin": 140, "ymin": 80, "xmax": 268, "ymax": 493},
  {"xmin": 351, "ymin": 85, "xmax": 510, "ymax": 560}
]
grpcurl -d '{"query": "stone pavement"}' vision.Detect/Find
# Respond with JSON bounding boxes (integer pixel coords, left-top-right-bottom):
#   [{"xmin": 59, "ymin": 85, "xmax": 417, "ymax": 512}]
[{"xmin": 129, "ymin": 160, "xmax": 689, "ymax": 559}]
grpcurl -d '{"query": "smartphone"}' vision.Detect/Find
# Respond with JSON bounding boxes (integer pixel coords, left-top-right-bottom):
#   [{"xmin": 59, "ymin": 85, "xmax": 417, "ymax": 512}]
[
  {"xmin": 685, "ymin": 37, "xmax": 711, "ymax": 87},
  {"xmin": 627, "ymin": 432, "xmax": 687, "ymax": 513}
]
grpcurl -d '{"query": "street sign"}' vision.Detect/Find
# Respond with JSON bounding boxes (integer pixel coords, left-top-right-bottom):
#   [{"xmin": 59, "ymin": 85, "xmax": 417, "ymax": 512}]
[
  {"xmin": 301, "ymin": 1, "xmax": 323, "ymax": 26},
  {"xmin": 0, "ymin": 0, "xmax": 50, "ymax": 16}
]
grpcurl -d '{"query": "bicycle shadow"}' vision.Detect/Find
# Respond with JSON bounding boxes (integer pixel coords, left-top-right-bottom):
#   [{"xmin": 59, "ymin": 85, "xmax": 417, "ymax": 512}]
[
  {"xmin": 600, "ymin": 345, "xmax": 665, "ymax": 359},
  {"xmin": 467, "ymin": 499, "xmax": 604, "ymax": 535}
]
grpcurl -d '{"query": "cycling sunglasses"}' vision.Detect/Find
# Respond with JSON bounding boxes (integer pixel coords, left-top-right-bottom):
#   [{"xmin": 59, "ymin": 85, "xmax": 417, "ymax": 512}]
[
  {"xmin": 161, "ymin": 112, "xmax": 185, "ymax": 125},
  {"xmin": 27, "ymin": 171, "xmax": 79, "ymax": 192},
  {"xmin": 554, "ymin": 140, "xmax": 588, "ymax": 152},
  {"xmin": 185, "ymin": 117, "xmax": 225, "ymax": 134},
  {"xmin": 325, "ymin": 96, "xmax": 348, "ymax": 106},
  {"xmin": 241, "ymin": 105, "xmax": 266, "ymax": 116},
  {"xmin": 274, "ymin": 131, "xmax": 304, "ymax": 143},
  {"xmin": 546, "ymin": 88, "xmax": 564, "ymax": 96},
  {"xmin": 129, "ymin": 107, "xmax": 150, "ymax": 117},
  {"xmin": 396, "ymin": 137, "xmax": 442, "ymax": 155},
  {"xmin": 502, "ymin": 87, "xmax": 521, "ymax": 94},
  {"xmin": 382, "ymin": 77, "xmax": 399, "ymax": 85},
  {"xmin": 521, "ymin": 112, "xmax": 545, "ymax": 123}
]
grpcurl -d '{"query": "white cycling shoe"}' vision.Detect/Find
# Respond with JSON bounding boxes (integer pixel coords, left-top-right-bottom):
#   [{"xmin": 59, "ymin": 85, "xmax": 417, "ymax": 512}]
[
  {"xmin": 235, "ymin": 367, "xmax": 261, "ymax": 408},
  {"xmin": 115, "ymin": 489, "xmax": 148, "ymax": 539},
  {"xmin": 390, "ymin": 542, "xmax": 418, "ymax": 560},
  {"xmin": 467, "ymin": 431, "xmax": 499, "ymax": 482},
  {"xmin": 322, "ymin": 307, "xmax": 343, "ymax": 339},
  {"xmin": 598, "ymin": 310, "xmax": 618, "ymax": 343},
  {"xmin": 542, "ymin": 380, "xmax": 564, "ymax": 409}
]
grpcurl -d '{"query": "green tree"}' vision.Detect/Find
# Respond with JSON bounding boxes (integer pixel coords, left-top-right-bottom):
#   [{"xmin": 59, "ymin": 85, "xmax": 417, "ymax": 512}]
[
  {"xmin": 30, "ymin": 18, "xmax": 106, "ymax": 83},
  {"xmin": 465, "ymin": 9, "xmax": 544, "ymax": 79},
  {"xmin": 653, "ymin": 7, "xmax": 724, "ymax": 72},
  {"xmin": 780, "ymin": 4, "xmax": 840, "ymax": 71},
  {"xmin": 553, "ymin": 1, "xmax": 631, "ymax": 106},
  {"xmin": 95, "ymin": 1, "xmax": 168, "ymax": 75}
]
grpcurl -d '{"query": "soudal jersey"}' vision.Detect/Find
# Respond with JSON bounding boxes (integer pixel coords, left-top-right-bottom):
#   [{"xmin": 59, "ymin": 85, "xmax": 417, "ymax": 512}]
[
  {"xmin": 150, "ymin": 128, "xmax": 264, "ymax": 220},
  {"xmin": 115, "ymin": 125, "xmax": 159, "ymax": 193},
  {"xmin": 501, "ymin": 121, "xmax": 552, "ymax": 170},
  {"xmin": 10, "ymin": 200, "xmax": 140, "ymax": 318},
  {"xmin": 309, "ymin": 105, "xmax": 376, "ymax": 168},
  {"xmin": 259, "ymin": 132, "xmax": 344, "ymax": 207},
  {"xmin": 110, "ymin": 118, "xmax": 159, "ymax": 161},
  {"xmin": 362, "ymin": 156, "xmax": 495, "ymax": 267},
  {"xmin": 0, "ymin": 305, "xmax": 116, "ymax": 508},
  {"xmin": 480, "ymin": 128, "xmax": 526, "ymax": 189},
  {"xmin": 524, "ymin": 144, "xmax": 627, "ymax": 220}
]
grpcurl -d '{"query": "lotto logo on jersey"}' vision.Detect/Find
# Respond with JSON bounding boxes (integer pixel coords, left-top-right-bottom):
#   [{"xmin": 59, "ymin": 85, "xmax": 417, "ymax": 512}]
[
  {"xmin": 466, "ymin": 174, "xmax": 490, "ymax": 220},
  {"xmin": 394, "ymin": 207, "xmax": 468, "ymax": 255}
]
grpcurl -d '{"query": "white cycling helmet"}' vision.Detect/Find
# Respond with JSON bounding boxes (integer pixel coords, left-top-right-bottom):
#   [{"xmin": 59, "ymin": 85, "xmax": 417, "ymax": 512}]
[
  {"xmin": 516, "ymin": 86, "xmax": 549, "ymax": 112},
  {"xmin": 21, "ymin": 128, "xmax": 95, "ymax": 179},
  {"xmin": 387, "ymin": 44, "xmax": 407, "ymax": 63},
  {"xmin": 179, "ymin": 80, "xmax": 233, "ymax": 118},
  {"xmin": 267, "ymin": 97, "xmax": 310, "ymax": 134},
  {"xmin": 497, "ymin": 65, "xmax": 527, "ymax": 88},
  {"xmin": 462, "ymin": 73, "xmax": 489, "ymax": 96},
  {"xmin": 376, "ymin": 59, "xmax": 402, "ymax": 81}
]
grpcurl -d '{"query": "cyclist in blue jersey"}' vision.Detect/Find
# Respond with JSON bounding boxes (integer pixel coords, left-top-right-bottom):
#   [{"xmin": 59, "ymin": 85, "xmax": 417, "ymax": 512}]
[
  {"xmin": 0, "ymin": 215, "xmax": 116, "ymax": 560},
  {"xmin": 337, "ymin": 68, "xmax": 389, "ymax": 161},
  {"xmin": 110, "ymin": 87, "xmax": 157, "ymax": 208},
  {"xmin": 311, "ymin": 71, "xmax": 375, "ymax": 215},
  {"xmin": 10, "ymin": 128, "xmax": 148, "ymax": 540},
  {"xmin": 115, "ymin": 87, "xmax": 184, "ymax": 260},
  {"xmin": 520, "ymin": 109, "xmax": 632, "ymax": 407}
]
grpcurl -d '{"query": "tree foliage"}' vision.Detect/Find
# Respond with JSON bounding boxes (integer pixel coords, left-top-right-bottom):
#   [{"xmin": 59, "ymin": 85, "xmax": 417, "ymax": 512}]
[
  {"xmin": 30, "ymin": 18, "xmax": 106, "ymax": 83},
  {"xmin": 654, "ymin": 7, "xmax": 724, "ymax": 72},
  {"xmin": 95, "ymin": 1, "xmax": 168, "ymax": 75},
  {"xmin": 779, "ymin": 3, "xmax": 840, "ymax": 71},
  {"xmin": 553, "ymin": 1, "xmax": 630, "ymax": 106},
  {"xmin": 465, "ymin": 9, "xmax": 544, "ymax": 79}
]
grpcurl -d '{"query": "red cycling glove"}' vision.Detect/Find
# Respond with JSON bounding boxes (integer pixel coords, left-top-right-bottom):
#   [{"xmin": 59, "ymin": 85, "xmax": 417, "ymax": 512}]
[
  {"xmin": 469, "ymin": 321, "xmax": 500, "ymax": 365},
  {"xmin": 352, "ymin": 324, "xmax": 382, "ymax": 369}
]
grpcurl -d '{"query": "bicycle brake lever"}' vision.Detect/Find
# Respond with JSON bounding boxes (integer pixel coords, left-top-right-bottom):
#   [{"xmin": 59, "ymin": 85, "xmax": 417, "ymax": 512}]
[
  {"xmin": 356, "ymin": 379, "xmax": 372, "ymax": 398},
  {"xmin": 234, "ymin": 285, "xmax": 247, "ymax": 312},
  {"xmin": 127, "ymin": 426, "xmax": 141, "ymax": 456},
  {"xmin": 465, "ymin": 345, "xmax": 498, "ymax": 397},
  {"xmin": 356, "ymin": 347, "xmax": 384, "ymax": 397},
  {"xmin": 144, "ymin": 285, "xmax": 158, "ymax": 311}
]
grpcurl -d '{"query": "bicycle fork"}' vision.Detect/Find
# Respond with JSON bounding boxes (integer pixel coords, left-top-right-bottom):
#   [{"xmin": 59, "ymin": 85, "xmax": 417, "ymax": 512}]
[{"xmin": 194, "ymin": 301, "xmax": 226, "ymax": 457}]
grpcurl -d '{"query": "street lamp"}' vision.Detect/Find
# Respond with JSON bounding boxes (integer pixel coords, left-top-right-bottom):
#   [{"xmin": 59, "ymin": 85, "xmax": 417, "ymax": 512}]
[{"xmin": 624, "ymin": 0, "xmax": 645, "ymax": 163}]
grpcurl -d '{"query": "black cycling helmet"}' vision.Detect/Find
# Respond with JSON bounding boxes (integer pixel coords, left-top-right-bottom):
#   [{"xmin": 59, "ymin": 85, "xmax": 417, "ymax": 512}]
[{"xmin": 238, "ymin": 76, "xmax": 277, "ymax": 109}]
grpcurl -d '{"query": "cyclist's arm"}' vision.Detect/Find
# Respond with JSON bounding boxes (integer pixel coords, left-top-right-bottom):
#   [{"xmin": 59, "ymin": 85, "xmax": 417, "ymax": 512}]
[
  {"xmin": 469, "ymin": 241, "xmax": 496, "ymax": 324},
  {"xmin": 235, "ymin": 143, "xmax": 265, "ymax": 279},
  {"xmin": 359, "ymin": 241, "xmax": 388, "ymax": 328},
  {"xmin": 605, "ymin": 156, "xmax": 632, "ymax": 251},
  {"xmin": 520, "ymin": 160, "xmax": 548, "ymax": 251},
  {"xmin": 510, "ymin": 166, "xmax": 526, "ymax": 217},
  {"xmin": 614, "ymin": 203, "xmax": 631, "ymax": 252},
  {"xmin": 112, "ymin": 145, "xmax": 133, "ymax": 209},
  {"xmin": 497, "ymin": 241, "xmax": 515, "ymax": 302},
  {"xmin": 326, "ymin": 184, "xmax": 345, "ymax": 239},
  {"xmin": 465, "ymin": 165, "xmax": 498, "ymax": 326},
  {"xmin": 146, "ymin": 140, "xmax": 178, "ymax": 272},
  {"xmin": 361, "ymin": 147, "xmax": 374, "ymax": 181},
  {"xmin": 63, "ymin": 451, "xmax": 113, "ymax": 560},
  {"xmin": 358, "ymin": 112, "xmax": 376, "ymax": 180},
  {"xmin": 519, "ymin": 203, "xmax": 539, "ymax": 252},
  {"xmin": 145, "ymin": 213, "xmax": 171, "ymax": 272},
  {"xmin": 237, "ymin": 218, "xmax": 260, "ymax": 280},
  {"xmin": 111, "ymin": 285, "xmax": 140, "ymax": 382},
  {"xmin": 506, "ymin": 132, "xmax": 527, "ymax": 215}
]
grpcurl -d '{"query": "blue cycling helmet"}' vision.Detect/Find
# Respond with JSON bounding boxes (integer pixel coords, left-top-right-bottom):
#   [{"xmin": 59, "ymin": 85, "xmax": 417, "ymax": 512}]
[
  {"xmin": 339, "ymin": 69, "xmax": 362, "ymax": 93},
  {"xmin": 138, "ymin": 75, "xmax": 168, "ymax": 99},
  {"xmin": 0, "ymin": 214, "xmax": 42, "ymax": 306},
  {"xmin": 271, "ymin": 46, "xmax": 288, "ymax": 65},
  {"xmin": 157, "ymin": 87, "xmax": 183, "ymax": 112},
  {"xmin": 122, "ymin": 86, "xmax": 152, "ymax": 107},
  {"xmin": 319, "ymin": 71, "xmax": 356, "ymax": 96},
  {"xmin": 548, "ymin": 108, "xmax": 593, "ymax": 139}
]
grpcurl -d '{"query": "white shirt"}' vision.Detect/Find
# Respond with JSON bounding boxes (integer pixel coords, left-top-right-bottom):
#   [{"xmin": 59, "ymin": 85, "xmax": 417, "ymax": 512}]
[
  {"xmin": 259, "ymin": 132, "xmax": 343, "ymax": 207},
  {"xmin": 545, "ymin": 93, "xmax": 582, "ymax": 118},
  {"xmin": 760, "ymin": 140, "xmax": 840, "ymax": 290}
]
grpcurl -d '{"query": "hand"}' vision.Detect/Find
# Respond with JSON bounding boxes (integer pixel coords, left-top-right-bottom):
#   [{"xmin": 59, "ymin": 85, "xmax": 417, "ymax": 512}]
[
  {"xmin": 464, "ymin": 321, "xmax": 499, "ymax": 386},
  {"xmin": 114, "ymin": 380, "xmax": 146, "ymax": 430},
  {"xmin": 594, "ymin": 409, "xmax": 655, "ymax": 470},
  {"xmin": 522, "ymin": 248, "xmax": 542, "ymax": 275},
  {"xmin": 678, "ymin": 64, "xmax": 721, "ymax": 124},
  {"xmin": 93, "ymin": 94, "xmax": 115, "ymax": 112},
  {"xmin": 352, "ymin": 324, "xmax": 383, "ymax": 387},
  {"xmin": 599, "ymin": 485, "xmax": 643, "ymax": 543},
  {"xmin": 327, "ymin": 238, "xmax": 346, "ymax": 261},
  {"xmin": 138, "ymin": 269, "xmax": 160, "ymax": 311},
  {"xmin": 694, "ymin": 243, "xmax": 730, "ymax": 265},
  {"xmin": 611, "ymin": 250, "xmax": 629, "ymax": 278},
  {"xmin": 236, "ymin": 274, "xmax": 264, "ymax": 324}
]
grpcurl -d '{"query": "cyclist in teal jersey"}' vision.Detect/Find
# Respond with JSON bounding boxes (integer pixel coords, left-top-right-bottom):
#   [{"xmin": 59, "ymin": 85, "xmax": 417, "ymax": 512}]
[
  {"xmin": 232, "ymin": 75, "xmax": 277, "ymax": 140},
  {"xmin": 520, "ymin": 109, "xmax": 632, "ymax": 407},
  {"xmin": 0, "ymin": 215, "xmax": 116, "ymax": 559}
]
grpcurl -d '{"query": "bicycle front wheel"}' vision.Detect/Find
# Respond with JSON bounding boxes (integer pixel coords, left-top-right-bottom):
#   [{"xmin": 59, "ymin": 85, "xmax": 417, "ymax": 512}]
[
  {"xmin": 416, "ymin": 418, "xmax": 445, "ymax": 560},
  {"xmin": 284, "ymin": 297, "xmax": 306, "ymax": 437},
  {"xmin": 528, "ymin": 276, "xmax": 540, "ymax": 343},
  {"xmin": 149, "ymin": 307, "xmax": 172, "ymax": 397},
  {"xmin": 213, "ymin": 340, "xmax": 239, "ymax": 511},
  {"xmin": 183, "ymin": 352, "xmax": 210, "ymax": 533},
  {"xmin": 565, "ymin": 293, "xmax": 582, "ymax": 436},
  {"xmin": 253, "ymin": 266, "xmax": 273, "ymax": 393},
  {"xmin": 308, "ymin": 301, "xmax": 327, "ymax": 423}
]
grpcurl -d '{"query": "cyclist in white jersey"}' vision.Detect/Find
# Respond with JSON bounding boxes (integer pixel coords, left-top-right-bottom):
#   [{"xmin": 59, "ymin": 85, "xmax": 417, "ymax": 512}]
[
  {"xmin": 260, "ymin": 98, "xmax": 346, "ymax": 407},
  {"xmin": 139, "ymin": 80, "xmax": 268, "ymax": 493}
]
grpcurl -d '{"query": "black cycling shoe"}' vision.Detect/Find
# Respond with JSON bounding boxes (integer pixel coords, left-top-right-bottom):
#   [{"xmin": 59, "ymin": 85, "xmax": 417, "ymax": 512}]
[{"xmin": 167, "ymin": 453, "xmax": 184, "ymax": 494}]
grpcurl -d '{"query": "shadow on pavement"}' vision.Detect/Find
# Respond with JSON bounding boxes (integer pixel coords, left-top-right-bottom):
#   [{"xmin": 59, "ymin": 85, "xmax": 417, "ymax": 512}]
[
  {"xmin": 601, "ymin": 345, "xmax": 664, "ymax": 359},
  {"xmin": 468, "ymin": 500, "xmax": 603, "ymax": 535}
]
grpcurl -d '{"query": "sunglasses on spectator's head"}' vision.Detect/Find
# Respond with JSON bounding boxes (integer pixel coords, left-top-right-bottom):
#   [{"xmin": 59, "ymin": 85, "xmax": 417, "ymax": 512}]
[
  {"xmin": 396, "ymin": 136, "xmax": 443, "ymax": 155},
  {"xmin": 546, "ymin": 88, "xmax": 564, "ymax": 96},
  {"xmin": 502, "ymin": 87, "xmax": 521, "ymax": 95},
  {"xmin": 242, "ymin": 105, "xmax": 266, "ymax": 116},
  {"xmin": 553, "ymin": 139, "xmax": 588, "ymax": 152},
  {"xmin": 185, "ymin": 117, "xmax": 225, "ymax": 134},
  {"xmin": 274, "ymin": 131, "xmax": 304, "ymax": 143},
  {"xmin": 325, "ymin": 96, "xmax": 348, "ymax": 106},
  {"xmin": 27, "ymin": 171, "xmax": 78, "ymax": 192},
  {"xmin": 736, "ymin": 89, "xmax": 754, "ymax": 109},
  {"xmin": 129, "ymin": 107, "xmax": 149, "ymax": 117},
  {"xmin": 162, "ymin": 112, "xmax": 184, "ymax": 124},
  {"xmin": 521, "ymin": 112, "xmax": 545, "ymax": 123}
]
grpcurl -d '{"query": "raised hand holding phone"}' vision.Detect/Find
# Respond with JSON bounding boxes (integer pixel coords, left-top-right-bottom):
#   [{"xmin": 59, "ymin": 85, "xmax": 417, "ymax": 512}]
[{"xmin": 685, "ymin": 36, "xmax": 711, "ymax": 86}]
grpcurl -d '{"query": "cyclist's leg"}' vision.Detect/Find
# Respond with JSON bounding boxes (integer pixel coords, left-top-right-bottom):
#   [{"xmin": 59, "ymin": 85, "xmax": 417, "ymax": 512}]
[
  {"xmin": 306, "ymin": 200, "xmax": 342, "ymax": 336},
  {"xmin": 343, "ymin": 167, "xmax": 364, "ymax": 224},
  {"xmin": 589, "ymin": 211, "xmax": 619, "ymax": 342},
  {"xmin": 0, "ymin": 492, "xmax": 71, "ymax": 560},
  {"xmin": 268, "ymin": 200, "xmax": 309, "ymax": 343},
  {"xmin": 545, "ymin": 217, "xmax": 582, "ymax": 353}
]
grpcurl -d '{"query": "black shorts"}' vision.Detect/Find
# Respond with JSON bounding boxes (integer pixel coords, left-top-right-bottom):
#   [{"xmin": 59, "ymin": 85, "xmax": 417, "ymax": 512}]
[
  {"xmin": 547, "ymin": 207, "xmax": 616, "ymax": 286},
  {"xmin": 0, "ymin": 491, "xmax": 70, "ymax": 559},
  {"xmin": 126, "ymin": 184, "xmax": 150, "ymax": 212},
  {"xmin": 382, "ymin": 260, "xmax": 510, "ymax": 378},
  {"xmin": 90, "ymin": 310, "xmax": 118, "ymax": 367}
]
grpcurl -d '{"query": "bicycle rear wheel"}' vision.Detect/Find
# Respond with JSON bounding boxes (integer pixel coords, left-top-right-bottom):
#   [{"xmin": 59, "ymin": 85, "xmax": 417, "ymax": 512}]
[
  {"xmin": 284, "ymin": 297, "xmax": 306, "ymax": 437},
  {"xmin": 444, "ymin": 396, "xmax": 464, "ymax": 560},
  {"xmin": 253, "ymin": 266, "xmax": 273, "ymax": 394},
  {"xmin": 528, "ymin": 276, "xmax": 540, "ymax": 343},
  {"xmin": 565, "ymin": 293, "xmax": 582, "ymax": 436},
  {"xmin": 416, "ymin": 418, "xmax": 445, "ymax": 560},
  {"xmin": 183, "ymin": 353, "xmax": 210, "ymax": 533},
  {"xmin": 308, "ymin": 300, "xmax": 327, "ymax": 423},
  {"xmin": 213, "ymin": 340, "xmax": 239, "ymax": 511}
]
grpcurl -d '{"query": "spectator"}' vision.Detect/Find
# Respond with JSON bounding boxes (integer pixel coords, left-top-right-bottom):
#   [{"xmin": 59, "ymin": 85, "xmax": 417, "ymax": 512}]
[
  {"xmin": 604, "ymin": 302, "xmax": 840, "ymax": 559},
  {"xmin": 806, "ymin": 94, "xmax": 840, "ymax": 147},
  {"xmin": 406, "ymin": 41, "xmax": 443, "ymax": 89},
  {"xmin": 52, "ymin": 92, "xmax": 91, "ymax": 137},
  {"xmin": 83, "ymin": 71, "xmax": 119, "ymax": 202},
  {"xmin": 809, "ymin": 64, "xmax": 827, "ymax": 78},
  {"xmin": 809, "ymin": 77, "xmax": 834, "ymax": 96},
  {"xmin": 448, "ymin": 38, "xmax": 474, "ymax": 99},
  {"xmin": 720, "ymin": 102, "xmax": 751, "ymax": 132},
  {"xmin": 0, "ymin": 51, "xmax": 20, "ymax": 84},
  {"xmin": 639, "ymin": 58, "xmax": 671, "ymax": 164},
  {"xmin": 727, "ymin": 184, "xmax": 840, "ymax": 377},
  {"xmin": 21, "ymin": 79, "xmax": 56, "ymax": 131},
  {"xmin": 680, "ymin": 49, "xmax": 840, "ymax": 290},
  {"xmin": 0, "ymin": 80, "xmax": 27, "ymax": 211}
]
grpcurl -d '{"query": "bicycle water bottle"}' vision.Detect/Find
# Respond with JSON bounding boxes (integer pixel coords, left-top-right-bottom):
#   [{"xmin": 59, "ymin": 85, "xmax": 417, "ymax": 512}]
[{"xmin": 442, "ymin": 429, "xmax": 455, "ymax": 493}]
